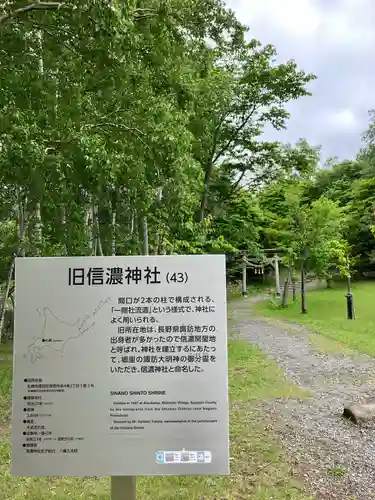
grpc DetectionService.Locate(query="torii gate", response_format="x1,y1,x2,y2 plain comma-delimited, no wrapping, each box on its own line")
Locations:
241,248,287,297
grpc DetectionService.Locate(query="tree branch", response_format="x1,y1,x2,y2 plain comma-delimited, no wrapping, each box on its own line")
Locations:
85,122,146,136
209,112,228,161
0,2,67,25
31,20,76,38
133,8,156,20
230,170,246,194
84,122,152,152
37,24,80,56
212,103,257,164
198,111,230,221
99,108,128,122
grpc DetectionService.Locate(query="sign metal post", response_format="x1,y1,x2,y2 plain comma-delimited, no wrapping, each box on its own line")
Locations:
111,476,136,500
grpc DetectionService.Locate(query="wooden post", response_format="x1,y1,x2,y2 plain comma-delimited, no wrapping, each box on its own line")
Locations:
111,476,136,500
242,253,247,296
274,254,281,296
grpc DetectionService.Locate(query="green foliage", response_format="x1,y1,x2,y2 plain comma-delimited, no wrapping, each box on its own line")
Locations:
306,197,349,278
0,0,316,268
260,177,349,279
305,110,375,274
170,216,238,254
0,221,17,281
8,0,375,291
187,36,316,220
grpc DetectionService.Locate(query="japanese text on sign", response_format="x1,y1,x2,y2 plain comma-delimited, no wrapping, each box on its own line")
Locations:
68,267,188,286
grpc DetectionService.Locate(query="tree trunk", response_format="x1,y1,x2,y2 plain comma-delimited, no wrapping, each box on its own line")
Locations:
34,201,43,254
59,204,67,254
142,216,149,255
199,159,213,222
60,205,66,227
132,209,140,255
84,203,94,254
17,199,26,257
111,206,116,256
0,258,15,343
154,187,163,255
274,254,281,296
93,205,103,256
96,235,103,256
281,275,290,308
37,30,44,75
130,209,135,234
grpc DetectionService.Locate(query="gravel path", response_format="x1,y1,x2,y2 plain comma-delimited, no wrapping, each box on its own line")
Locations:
230,296,375,500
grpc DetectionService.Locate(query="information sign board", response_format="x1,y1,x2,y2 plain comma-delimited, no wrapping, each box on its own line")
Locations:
11,255,229,477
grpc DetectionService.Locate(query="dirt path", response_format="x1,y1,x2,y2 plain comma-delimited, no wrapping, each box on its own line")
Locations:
230,296,375,500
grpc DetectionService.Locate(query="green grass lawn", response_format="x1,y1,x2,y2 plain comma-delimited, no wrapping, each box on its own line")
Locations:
0,319,310,499
254,280,375,356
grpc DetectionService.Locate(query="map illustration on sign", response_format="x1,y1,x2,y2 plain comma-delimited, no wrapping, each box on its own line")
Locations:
27,297,111,363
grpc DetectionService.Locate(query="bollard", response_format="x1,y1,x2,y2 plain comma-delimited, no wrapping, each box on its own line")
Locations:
346,292,354,320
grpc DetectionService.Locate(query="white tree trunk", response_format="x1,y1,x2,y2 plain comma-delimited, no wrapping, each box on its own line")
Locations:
18,199,26,257
34,202,43,253
93,204,103,256
111,206,116,256
84,203,94,254
154,187,163,255
142,216,149,256
0,258,15,343
130,209,135,234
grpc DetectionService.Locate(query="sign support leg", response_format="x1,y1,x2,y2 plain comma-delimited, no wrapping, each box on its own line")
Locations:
111,476,136,500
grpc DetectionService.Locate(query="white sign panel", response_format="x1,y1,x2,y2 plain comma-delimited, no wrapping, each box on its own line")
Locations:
12,255,229,476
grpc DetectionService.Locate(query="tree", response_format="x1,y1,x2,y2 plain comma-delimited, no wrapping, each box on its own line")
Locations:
308,160,363,206
260,178,348,284
188,39,316,221
0,0,317,268
211,188,263,253
345,177,375,272
307,111,375,274
1,0,240,256
305,197,348,281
